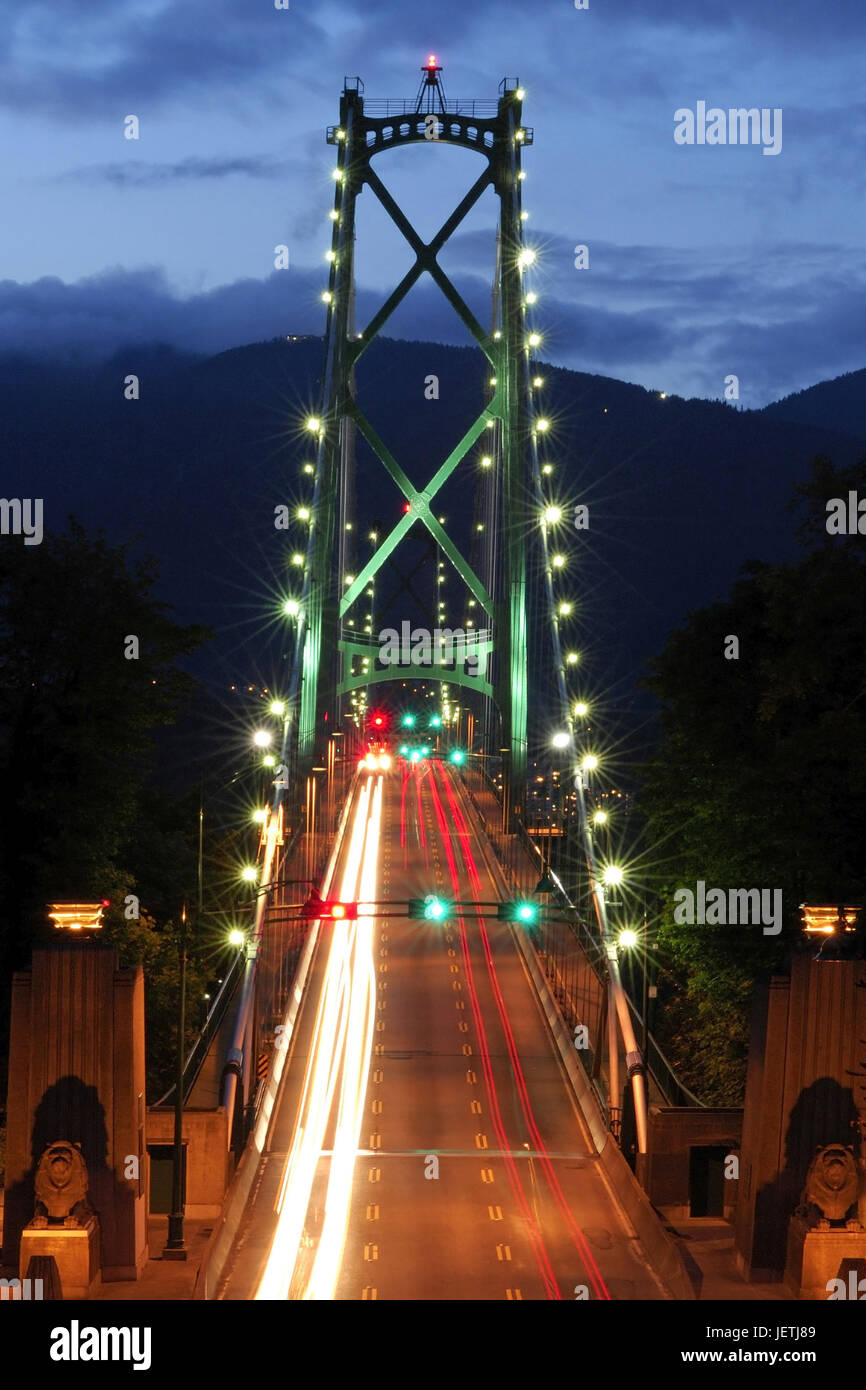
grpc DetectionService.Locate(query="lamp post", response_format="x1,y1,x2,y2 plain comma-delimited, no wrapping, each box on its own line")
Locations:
163,901,189,1259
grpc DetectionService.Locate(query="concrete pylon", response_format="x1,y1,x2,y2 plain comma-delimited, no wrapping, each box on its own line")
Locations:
2,941,148,1285
734,952,866,1286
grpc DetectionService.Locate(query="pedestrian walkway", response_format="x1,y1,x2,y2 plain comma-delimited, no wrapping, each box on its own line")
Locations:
90,1219,210,1301
663,1217,792,1300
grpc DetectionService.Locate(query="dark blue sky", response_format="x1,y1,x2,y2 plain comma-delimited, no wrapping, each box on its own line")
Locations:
3,0,865,405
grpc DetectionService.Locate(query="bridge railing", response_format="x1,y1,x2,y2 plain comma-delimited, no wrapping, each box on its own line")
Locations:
362,98,501,117
153,951,245,1107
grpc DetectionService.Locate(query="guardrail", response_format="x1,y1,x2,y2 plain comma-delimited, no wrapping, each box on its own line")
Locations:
152,952,244,1108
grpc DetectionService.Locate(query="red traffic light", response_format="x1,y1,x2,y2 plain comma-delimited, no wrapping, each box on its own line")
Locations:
301,895,358,921
323,901,358,920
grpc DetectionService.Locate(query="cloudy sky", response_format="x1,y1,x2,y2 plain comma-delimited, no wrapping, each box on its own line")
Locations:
3,0,865,405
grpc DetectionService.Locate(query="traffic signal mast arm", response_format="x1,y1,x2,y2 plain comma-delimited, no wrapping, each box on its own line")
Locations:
280,896,561,922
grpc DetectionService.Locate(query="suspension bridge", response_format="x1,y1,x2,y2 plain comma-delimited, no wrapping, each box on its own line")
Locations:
175,59,701,1302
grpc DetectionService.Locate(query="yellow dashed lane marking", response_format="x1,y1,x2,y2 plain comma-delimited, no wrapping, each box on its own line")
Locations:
481,1168,494,1184
488,1205,503,1221
497,1245,512,1261
475,1133,488,1149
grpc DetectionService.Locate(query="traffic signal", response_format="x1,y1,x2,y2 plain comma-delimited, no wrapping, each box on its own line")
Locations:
301,895,359,921
401,713,416,728
448,749,465,765
497,900,539,924
430,715,442,728
408,895,450,921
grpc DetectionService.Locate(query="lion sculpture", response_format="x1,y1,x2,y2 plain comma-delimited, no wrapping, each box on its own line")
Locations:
31,1141,93,1228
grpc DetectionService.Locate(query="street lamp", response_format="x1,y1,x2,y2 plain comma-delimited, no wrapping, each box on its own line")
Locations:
618,924,653,1055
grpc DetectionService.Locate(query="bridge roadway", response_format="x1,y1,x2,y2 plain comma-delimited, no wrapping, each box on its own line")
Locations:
217,760,666,1301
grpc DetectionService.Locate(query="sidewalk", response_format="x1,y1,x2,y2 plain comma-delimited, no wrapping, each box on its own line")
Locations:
90,1218,211,1301
662,1216,793,1300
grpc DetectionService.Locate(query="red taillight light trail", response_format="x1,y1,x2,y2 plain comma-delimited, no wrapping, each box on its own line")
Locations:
432,762,611,1301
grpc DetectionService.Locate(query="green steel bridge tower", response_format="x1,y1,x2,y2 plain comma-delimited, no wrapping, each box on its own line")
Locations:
293,59,537,825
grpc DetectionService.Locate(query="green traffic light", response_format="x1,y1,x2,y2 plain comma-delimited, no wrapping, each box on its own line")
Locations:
430,715,442,728
408,895,450,921
401,714,416,728
449,749,465,765
497,900,539,924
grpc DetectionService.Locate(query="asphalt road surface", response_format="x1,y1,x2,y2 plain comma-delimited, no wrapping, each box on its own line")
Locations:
217,759,666,1301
